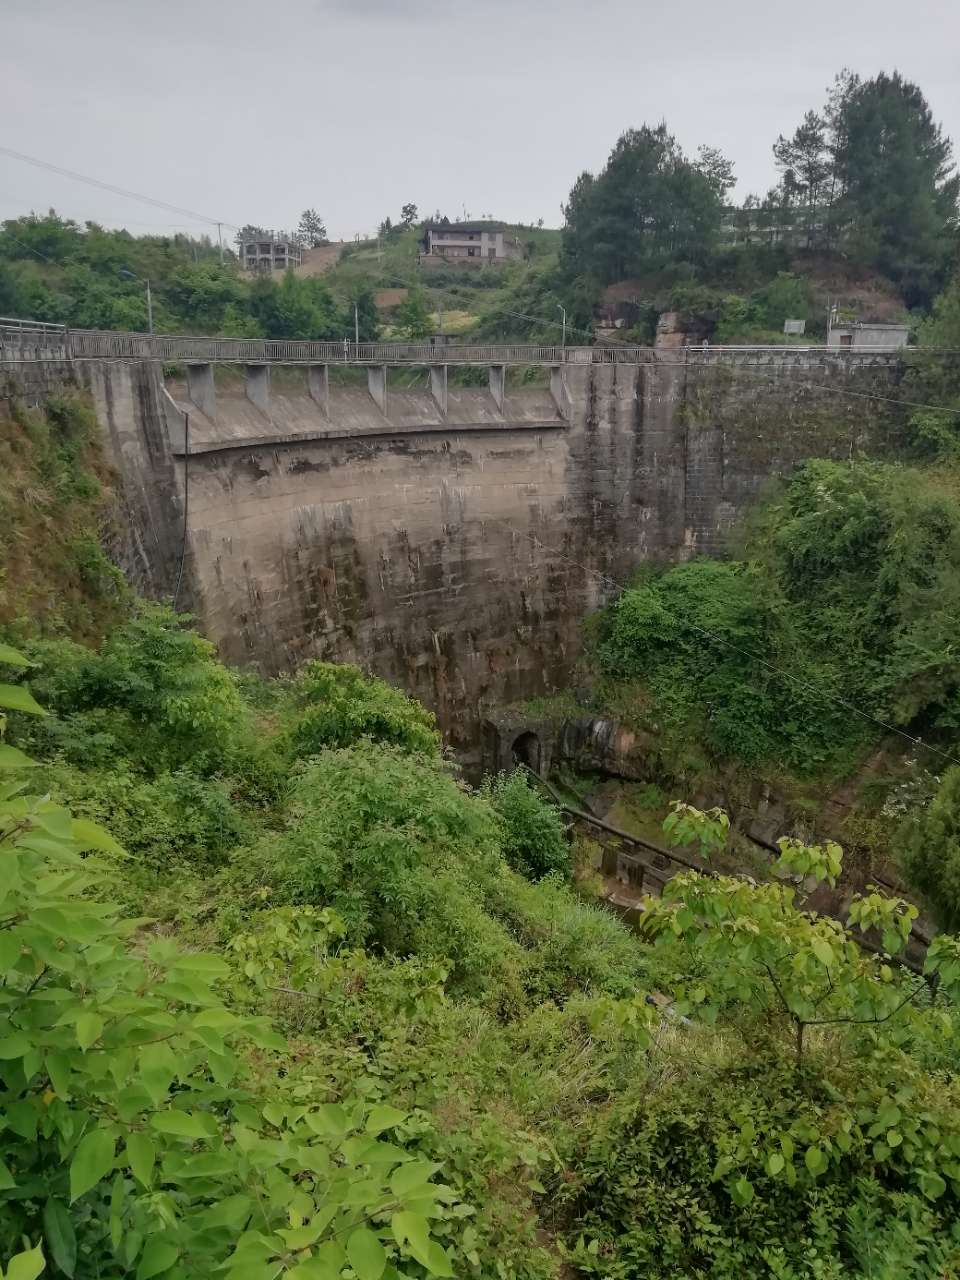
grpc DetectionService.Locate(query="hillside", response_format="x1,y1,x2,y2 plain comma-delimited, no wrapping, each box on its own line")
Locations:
2,391,960,1279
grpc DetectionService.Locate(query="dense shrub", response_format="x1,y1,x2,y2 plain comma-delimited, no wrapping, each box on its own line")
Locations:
282,660,440,757
484,770,571,879
16,602,249,774
595,460,960,772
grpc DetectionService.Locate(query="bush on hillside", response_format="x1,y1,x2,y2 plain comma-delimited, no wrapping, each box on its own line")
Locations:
484,770,571,879
13,602,249,774
282,660,440,757
595,460,960,771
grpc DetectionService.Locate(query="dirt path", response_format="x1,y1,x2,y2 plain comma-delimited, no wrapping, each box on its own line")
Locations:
295,242,347,277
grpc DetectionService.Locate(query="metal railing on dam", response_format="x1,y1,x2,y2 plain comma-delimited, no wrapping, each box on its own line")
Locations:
0,318,910,367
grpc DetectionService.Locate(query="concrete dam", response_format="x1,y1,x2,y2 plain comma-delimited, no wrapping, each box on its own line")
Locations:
1,325,906,764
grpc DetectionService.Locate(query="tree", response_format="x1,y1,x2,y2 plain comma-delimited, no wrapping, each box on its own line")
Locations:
234,223,266,250
297,208,328,248
561,125,729,283
342,282,380,341
695,145,737,200
833,72,959,303
400,203,419,229
778,71,960,299
393,287,433,339
772,110,830,247
650,804,924,1070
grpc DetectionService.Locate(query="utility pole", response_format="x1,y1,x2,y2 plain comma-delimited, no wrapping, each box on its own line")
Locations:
557,303,567,355
354,301,360,346
119,269,153,335
217,222,224,265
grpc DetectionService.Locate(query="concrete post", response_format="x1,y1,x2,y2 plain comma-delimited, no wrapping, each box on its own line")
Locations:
489,364,505,414
429,365,448,418
307,364,329,417
368,364,387,415
186,363,216,418
549,365,571,420
244,364,270,416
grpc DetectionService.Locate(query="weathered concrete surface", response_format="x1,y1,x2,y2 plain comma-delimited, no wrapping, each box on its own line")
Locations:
0,347,906,764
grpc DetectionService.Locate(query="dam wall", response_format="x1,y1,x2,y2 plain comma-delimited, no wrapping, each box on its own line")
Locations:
0,331,906,761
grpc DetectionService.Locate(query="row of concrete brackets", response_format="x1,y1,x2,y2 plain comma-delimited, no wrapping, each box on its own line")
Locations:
184,361,570,423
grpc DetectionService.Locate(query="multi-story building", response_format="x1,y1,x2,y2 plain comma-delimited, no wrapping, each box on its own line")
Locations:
419,221,522,264
240,234,303,273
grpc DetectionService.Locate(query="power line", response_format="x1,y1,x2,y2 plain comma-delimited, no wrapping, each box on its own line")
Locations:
483,513,960,772
0,145,237,230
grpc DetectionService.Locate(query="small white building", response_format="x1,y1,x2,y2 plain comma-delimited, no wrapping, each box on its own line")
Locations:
827,321,910,350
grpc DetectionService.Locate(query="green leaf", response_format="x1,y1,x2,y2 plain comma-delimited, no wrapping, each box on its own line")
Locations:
804,1146,827,1176
919,1170,947,1200
0,1032,31,1059
811,939,834,967
44,1197,78,1278
0,743,37,770
365,1104,407,1135
0,932,22,971
0,1157,16,1191
125,1132,156,1187
70,818,125,857
0,643,31,668
6,1244,45,1280
731,1175,754,1206
170,952,230,977
305,1103,352,1138
419,1243,454,1277
149,1109,216,1139
75,1012,104,1052
347,1227,387,1280
766,1152,785,1176
0,683,46,716
390,1159,440,1197
392,1211,431,1254
135,1240,180,1280
70,1129,115,1202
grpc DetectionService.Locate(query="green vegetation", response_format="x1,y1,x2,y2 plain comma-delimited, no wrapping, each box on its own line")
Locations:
594,458,960,775
0,394,129,642
3,620,960,1277
561,125,735,285
2,395,960,1277
0,214,378,340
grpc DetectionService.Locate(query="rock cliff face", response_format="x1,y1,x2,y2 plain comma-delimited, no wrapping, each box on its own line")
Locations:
1,347,905,763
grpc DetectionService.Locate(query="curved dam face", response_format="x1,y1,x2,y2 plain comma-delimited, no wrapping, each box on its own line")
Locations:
4,341,904,766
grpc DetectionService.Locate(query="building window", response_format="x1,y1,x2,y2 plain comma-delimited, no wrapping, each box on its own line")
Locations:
839,334,853,347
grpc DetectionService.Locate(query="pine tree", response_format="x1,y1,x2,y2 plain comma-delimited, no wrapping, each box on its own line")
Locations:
831,72,958,303
297,208,328,248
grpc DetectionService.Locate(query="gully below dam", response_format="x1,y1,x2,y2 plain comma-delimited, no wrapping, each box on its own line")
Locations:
2,326,907,764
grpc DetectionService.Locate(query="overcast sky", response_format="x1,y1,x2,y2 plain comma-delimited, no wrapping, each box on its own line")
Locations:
2,0,957,243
